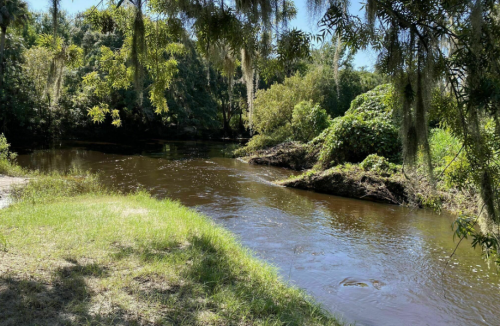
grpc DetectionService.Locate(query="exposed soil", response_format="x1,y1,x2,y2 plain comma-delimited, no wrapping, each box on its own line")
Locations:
245,142,318,170
278,167,408,205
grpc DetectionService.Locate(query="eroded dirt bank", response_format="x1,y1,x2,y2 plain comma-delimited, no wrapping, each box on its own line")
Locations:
245,142,318,170
278,167,408,205
244,144,465,211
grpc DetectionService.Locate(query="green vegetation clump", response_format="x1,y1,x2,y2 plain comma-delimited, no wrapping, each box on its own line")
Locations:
316,84,400,168
237,128,295,156
360,154,399,175
426,128,470,191
0,134,24,176
238,66,384,155
292,101,331,142
241,100,329,155
251,68,331,145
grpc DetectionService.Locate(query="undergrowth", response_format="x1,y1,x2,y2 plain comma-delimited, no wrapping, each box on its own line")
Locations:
0,134,25,177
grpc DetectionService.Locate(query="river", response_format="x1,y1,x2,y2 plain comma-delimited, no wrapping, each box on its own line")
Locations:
15,140,500,326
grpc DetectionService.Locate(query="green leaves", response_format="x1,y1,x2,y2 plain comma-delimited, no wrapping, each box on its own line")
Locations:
82,5,185,127
87,103,122,126
36,33,63,51
87,104,108,123
291,100,330,142
317,85,400,168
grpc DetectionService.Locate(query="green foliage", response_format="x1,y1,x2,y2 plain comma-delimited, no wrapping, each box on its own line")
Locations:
82,7,184,127
239,128,294,155
453,214,500,265
317,84,400,168
346,84,394,119
426,128,471,190
0,133,16,161
360,154,399,174
0,0,28,32
429,128,462,166
166,42,220,130
292,101,330,142
277,28,311,77
0,134,24,176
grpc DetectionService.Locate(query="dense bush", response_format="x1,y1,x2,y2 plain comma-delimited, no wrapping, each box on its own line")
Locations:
247,65,383,153
292,101,331,142
239,129,293,155
253,68,327,136
428,128,485,192
317,84,400,167
360,154,399,174
0,134,23,176
242,101,331,155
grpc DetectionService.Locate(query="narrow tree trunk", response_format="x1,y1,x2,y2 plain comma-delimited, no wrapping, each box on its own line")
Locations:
0,26,7,92
221,100,232,138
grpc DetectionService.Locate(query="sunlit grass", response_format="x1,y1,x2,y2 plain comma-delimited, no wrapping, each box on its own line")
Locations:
0,176,341,325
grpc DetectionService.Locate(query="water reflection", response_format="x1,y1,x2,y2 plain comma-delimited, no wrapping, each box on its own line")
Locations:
16,141,500,326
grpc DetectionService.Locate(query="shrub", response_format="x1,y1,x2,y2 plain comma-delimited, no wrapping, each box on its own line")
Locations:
360,154,399,174
249,66,368,153
316,85,400,168
292,101,331,142
426,128,475,191
0,134,17,161
0,134,24,176
345,84,394,119
429,128,462,166
318,115,400,167
236,128,294,156
253,71,324,136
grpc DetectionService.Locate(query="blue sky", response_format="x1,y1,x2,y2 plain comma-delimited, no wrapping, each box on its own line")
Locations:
26,0,375,68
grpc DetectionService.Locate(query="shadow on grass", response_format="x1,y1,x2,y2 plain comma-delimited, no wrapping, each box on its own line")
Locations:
0,236,335,326
0,262,136,326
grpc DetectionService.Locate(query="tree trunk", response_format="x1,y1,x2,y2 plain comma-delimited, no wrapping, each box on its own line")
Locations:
0,26,7,92
221,101,231,138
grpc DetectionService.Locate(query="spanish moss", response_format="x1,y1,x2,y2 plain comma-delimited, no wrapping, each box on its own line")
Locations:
131,0,146,106
241,47,254,133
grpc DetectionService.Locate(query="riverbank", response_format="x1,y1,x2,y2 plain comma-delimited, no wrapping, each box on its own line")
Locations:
278,165,407,205
0,174,340,325
245,144,476,215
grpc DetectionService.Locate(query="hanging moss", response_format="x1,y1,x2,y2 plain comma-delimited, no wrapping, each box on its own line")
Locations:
130,1,146,106
241,47,254,132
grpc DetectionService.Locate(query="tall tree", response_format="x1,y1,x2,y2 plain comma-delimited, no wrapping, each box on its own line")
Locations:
0,0,28,91
317,0,500,254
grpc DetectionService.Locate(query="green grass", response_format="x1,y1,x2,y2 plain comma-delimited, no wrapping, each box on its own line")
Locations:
0,176,340,326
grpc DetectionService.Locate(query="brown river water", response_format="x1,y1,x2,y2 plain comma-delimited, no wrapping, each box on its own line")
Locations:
16,140,500,326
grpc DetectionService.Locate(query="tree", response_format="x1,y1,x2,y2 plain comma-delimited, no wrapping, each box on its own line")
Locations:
316,0,500,260
0,0,28,91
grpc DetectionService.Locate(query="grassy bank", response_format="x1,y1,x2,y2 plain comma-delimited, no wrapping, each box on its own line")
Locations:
0,176,340,326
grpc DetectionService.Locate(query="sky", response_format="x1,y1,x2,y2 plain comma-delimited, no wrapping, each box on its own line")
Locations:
26,0,375,69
